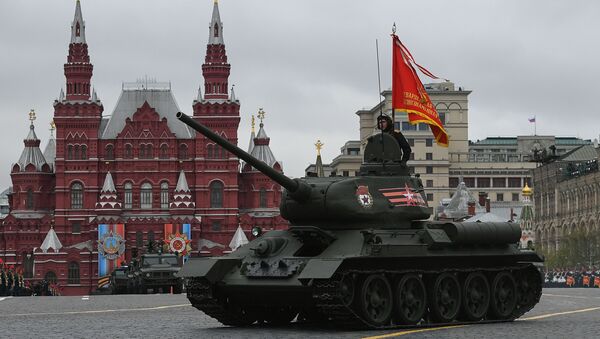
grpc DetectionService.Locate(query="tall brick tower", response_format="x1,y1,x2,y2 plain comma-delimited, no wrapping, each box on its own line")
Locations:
192,0,242,246
52,0,104,238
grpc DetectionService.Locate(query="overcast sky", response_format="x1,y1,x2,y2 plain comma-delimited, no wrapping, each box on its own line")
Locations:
1,0,599,189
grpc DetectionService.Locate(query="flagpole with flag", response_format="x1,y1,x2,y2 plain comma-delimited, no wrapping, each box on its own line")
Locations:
528,115,536,135
391,26,449,147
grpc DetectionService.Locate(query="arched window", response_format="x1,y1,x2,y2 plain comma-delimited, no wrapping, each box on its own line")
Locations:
207,144,213,159
23,253,34,278
67,144,73,160
178,144,187,159
74,145,80,159
210,181,223,208
68,262,80,284
141,182,152,209
214,23,219,37
139,144,146,159
81,145,87,159
105,144,114,160
160,144,169,159
71,182,83,209
124,182,133,209
146,144,153,159
45,271,57,284
125,144,133,159
26,188,34,209
259,188,267,208
160,182,169,209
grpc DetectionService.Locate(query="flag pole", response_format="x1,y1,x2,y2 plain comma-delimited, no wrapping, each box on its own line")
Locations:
534,115,537,136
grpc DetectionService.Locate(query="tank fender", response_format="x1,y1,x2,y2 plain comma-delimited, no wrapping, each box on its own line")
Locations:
297,258,343,280
177,257,240,283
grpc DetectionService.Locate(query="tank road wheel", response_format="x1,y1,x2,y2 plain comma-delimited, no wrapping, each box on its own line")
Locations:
339,274,356,307
429,273,461,323
394,274,427,325
490,271,517,319
514,267,542,312
461,272,490,321
360,274,393,327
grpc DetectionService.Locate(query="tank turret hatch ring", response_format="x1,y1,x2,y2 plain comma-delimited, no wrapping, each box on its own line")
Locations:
363,133,403,163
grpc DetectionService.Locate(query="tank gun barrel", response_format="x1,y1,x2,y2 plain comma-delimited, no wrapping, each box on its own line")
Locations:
176,112,310,201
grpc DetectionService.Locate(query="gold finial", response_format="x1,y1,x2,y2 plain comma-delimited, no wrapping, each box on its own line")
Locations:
50,120,56,136
251,115,255,133
257,108,265,124
28,109,36,125
315,140,324,156
522,183,532,196
214,0,218,4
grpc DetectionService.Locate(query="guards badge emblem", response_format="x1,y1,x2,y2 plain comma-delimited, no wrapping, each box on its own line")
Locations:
356,185,373,208
166,231,192,256
97,231,126,260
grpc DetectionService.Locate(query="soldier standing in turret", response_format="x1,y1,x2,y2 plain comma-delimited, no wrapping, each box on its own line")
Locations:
377,115,411,165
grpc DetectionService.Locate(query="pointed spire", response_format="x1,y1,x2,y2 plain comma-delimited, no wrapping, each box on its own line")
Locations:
247,115,256,154
101,172,116,193
40,227,63,253
59,88,65,101
171,170,195,209
209,0,224,45
246,108,280,169
229,225,249,251
230,84,236,101
96,171,121,211
175,170,190,192
15,110,49,172
43,121,57,171
315,140,325,177
196,86,202,102
91,88,98,102
70,0,86,44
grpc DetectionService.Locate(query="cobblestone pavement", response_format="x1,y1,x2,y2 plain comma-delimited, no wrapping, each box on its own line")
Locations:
1,288,599,339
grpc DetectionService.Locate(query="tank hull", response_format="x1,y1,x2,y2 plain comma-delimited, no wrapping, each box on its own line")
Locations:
180,225,543,328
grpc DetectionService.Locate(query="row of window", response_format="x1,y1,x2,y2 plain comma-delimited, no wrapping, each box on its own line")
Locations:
70,181,270,210
405,139,434,147
449,177,526,189
105,144,188,160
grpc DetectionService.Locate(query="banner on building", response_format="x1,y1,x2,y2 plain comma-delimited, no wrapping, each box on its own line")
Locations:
97,223,126,277
164,223,192,260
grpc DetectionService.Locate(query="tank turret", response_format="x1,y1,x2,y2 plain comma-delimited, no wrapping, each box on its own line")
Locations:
177,112,430,229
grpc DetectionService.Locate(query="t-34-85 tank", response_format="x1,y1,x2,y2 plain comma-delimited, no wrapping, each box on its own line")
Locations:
176,112,543,329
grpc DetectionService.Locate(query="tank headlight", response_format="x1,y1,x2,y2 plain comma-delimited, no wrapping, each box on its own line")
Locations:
251,226,262,237
145,273,151,278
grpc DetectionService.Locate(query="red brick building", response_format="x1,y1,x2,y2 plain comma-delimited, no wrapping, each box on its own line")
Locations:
0,1,287,295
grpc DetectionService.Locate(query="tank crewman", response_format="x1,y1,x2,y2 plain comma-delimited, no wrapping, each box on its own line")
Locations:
376,114,411,164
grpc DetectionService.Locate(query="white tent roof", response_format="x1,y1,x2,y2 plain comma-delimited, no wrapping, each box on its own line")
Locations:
229,226,249,251
40,227,63,253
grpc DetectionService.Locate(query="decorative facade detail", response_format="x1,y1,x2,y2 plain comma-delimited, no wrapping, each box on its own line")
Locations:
1,1,287,296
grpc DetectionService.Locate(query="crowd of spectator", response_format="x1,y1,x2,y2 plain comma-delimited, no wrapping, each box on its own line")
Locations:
544,268,600,288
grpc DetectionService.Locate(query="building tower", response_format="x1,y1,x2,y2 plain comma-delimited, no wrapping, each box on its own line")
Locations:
519,183,535,249
192,0,242,247
53,0,103,237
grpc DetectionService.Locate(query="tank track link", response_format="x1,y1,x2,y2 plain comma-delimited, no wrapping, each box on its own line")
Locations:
312,263,542,330
186,278,254,327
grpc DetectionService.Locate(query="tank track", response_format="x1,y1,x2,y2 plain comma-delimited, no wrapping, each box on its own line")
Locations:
312,263,542,330
184,263,542,329
186,278,255,327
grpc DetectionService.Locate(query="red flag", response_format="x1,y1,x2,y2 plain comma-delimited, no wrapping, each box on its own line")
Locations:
392,34,448,147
